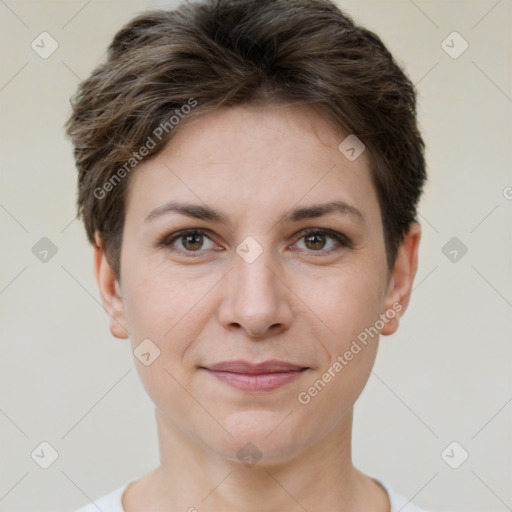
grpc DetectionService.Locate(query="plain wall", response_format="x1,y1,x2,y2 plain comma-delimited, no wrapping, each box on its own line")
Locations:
0,1,510,511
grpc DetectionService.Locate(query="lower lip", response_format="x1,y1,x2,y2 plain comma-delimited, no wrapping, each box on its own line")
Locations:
204,369,306,392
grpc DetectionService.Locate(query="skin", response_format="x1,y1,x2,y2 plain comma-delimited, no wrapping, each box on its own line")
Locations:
94,103,421,512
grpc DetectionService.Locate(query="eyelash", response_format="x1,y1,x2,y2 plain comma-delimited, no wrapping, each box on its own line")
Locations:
158,228,352,257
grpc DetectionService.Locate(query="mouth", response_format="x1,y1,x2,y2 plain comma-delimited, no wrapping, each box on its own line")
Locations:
200,360,310,392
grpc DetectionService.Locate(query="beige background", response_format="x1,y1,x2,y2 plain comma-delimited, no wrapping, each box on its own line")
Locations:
1,1,511,511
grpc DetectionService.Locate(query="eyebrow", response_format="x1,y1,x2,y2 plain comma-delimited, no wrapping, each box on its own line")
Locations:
144,199,366,225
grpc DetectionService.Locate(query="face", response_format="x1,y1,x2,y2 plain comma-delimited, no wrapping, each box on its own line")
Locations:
95,103,420,464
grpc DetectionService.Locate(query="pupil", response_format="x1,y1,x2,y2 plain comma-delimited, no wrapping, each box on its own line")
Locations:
306,234,325,250
184,233,202,250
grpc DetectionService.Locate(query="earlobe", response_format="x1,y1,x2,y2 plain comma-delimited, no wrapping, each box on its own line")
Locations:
380,222,421,336
93,232,129,340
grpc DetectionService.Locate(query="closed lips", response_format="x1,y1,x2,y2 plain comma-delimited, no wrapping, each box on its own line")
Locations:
203,360,308,374
201,360,309,392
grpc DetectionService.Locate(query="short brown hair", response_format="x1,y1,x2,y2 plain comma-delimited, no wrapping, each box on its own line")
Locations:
65,0,426,279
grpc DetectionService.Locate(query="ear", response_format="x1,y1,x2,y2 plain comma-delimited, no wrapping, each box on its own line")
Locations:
93,232,129,339
380,222,421,336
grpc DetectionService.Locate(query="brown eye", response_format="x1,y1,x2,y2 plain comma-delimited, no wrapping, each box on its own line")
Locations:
162,229,216,254
295,229,351,254
181,232,204,251
304,233,328,250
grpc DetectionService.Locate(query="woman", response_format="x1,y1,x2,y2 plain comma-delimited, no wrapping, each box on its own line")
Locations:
66,0,431,510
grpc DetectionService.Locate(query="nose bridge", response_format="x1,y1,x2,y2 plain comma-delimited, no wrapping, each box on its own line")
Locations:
219,238,291,336
233,241,279,304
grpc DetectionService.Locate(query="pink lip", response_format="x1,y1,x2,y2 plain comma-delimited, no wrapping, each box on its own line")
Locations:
201,360,309,392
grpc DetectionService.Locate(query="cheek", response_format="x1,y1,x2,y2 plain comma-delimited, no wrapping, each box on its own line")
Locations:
119,261,215,418
121,256,218,360
305,262,386,349
294,267,384,420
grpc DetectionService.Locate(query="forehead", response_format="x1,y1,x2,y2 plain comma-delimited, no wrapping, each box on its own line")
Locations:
154,103,357,170
124,103,380,227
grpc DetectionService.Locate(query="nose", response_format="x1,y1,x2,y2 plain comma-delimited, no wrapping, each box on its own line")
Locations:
217,248,293,339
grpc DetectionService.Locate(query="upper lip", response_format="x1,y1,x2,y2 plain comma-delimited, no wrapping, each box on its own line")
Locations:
203,360,308,374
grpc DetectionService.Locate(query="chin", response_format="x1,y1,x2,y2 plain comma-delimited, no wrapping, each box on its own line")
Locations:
202,409,311,466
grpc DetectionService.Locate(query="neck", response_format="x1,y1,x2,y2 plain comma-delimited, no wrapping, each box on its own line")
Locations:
132,408,389,512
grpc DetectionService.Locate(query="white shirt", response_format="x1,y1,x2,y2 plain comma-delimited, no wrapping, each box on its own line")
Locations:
74,477,431,511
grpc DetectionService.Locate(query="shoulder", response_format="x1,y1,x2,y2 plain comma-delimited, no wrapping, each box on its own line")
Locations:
74,481,132,512
374,478,434,512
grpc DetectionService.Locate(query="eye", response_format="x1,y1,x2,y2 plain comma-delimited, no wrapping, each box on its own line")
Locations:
160,229,217,255
159,227,352,257
293,229,351,254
